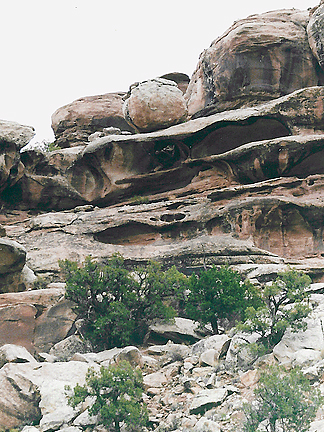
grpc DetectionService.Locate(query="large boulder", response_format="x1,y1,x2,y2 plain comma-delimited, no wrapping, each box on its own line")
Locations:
0,119,35,149
0,288,76,354
0,238,26,275
0,360,93,431
185,9,323,117
308,4,324,70
51,92,135,148
0,120,35,195
123,78,188,132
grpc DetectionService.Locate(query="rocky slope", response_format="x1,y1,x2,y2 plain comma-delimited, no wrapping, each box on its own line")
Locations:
1,3,324,431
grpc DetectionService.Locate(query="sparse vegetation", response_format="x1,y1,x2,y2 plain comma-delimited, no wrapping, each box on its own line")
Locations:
185,265,259,334
237,269,312,352
243,365,322,432
129,195,150,205
67,361,149,432
60,254,188,350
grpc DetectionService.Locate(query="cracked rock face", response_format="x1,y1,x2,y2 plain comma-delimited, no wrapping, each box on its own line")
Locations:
185,9,324,117
123,78,188,133
51,92,135,148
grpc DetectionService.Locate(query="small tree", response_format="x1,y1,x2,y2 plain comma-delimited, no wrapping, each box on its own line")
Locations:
67,361,149,432
243,365,322,432
60,254,188,349
238,269,312,351
185,265,256,334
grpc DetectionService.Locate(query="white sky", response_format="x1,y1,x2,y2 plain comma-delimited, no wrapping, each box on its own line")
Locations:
0,0,320,143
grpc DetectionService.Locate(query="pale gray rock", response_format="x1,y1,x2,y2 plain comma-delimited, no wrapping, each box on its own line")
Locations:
0,363,41,429
200,349,220,367
273,294,324,366
21,426,40,432
193,417,221,432
0,361,97,432
148,317,211,344
49,335,91,362
189,388,228,415
123,78,188,132
192,335,230,358
309,419,324,431
0,344,37,368
0,119,35,149
113,345,143,368
143,371,168,389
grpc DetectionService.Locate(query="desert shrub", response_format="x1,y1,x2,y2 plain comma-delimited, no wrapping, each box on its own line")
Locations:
67,360,149,432
60,254,188,349
237,269,312,352
243,365,322,432
185,265,259,334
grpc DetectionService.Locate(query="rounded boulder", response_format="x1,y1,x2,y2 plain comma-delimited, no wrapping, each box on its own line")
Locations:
123,78,188,133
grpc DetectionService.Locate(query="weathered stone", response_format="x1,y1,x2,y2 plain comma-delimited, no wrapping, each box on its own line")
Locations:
0,304,37,354
2,361,94,432
200,349,220,367
160,72,190,94
34,297,77,353
193,417,221,432
0,238,26,275
49,335,90,362
0,288,75,354
0,344,37,368
5,86,324,212
192,335,230,358
0,363,41,429
123,78,188,132
240,369,259,388
51,92,135,148
189,388,228,415
114,346,143,368
148,317,211,344
308,5,324,70
143,371,168,389
185,9,322,117
0,119,35,149
0,141,24,194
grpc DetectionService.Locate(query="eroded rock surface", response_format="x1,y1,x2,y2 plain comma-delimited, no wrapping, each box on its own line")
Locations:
51,92,135,148
123,78,188,132
185,9,324,117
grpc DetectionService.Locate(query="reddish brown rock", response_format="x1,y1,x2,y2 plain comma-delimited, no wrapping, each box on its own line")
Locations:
51,92,135,148
123,78,188,132
0,288,75,354
160,72,190,94
308,4,324,69
6,86,324,211
185,9,323,117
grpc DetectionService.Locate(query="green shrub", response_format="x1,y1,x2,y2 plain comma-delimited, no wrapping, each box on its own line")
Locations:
243,365,322,432
185,265,258,334
237,269,312,351
67,361,149,432
60,254,188,350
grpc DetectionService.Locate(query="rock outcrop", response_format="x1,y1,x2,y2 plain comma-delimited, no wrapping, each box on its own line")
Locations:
123,78,188,132
51,92,135,148
3,5,324,431
185,9,324,117
1,287,324,431
0,119,35,195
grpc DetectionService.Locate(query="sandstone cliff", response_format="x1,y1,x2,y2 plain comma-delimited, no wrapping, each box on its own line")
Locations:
1,4,324,431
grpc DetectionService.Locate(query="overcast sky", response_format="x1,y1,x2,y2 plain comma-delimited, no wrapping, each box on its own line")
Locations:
0,0,320,143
